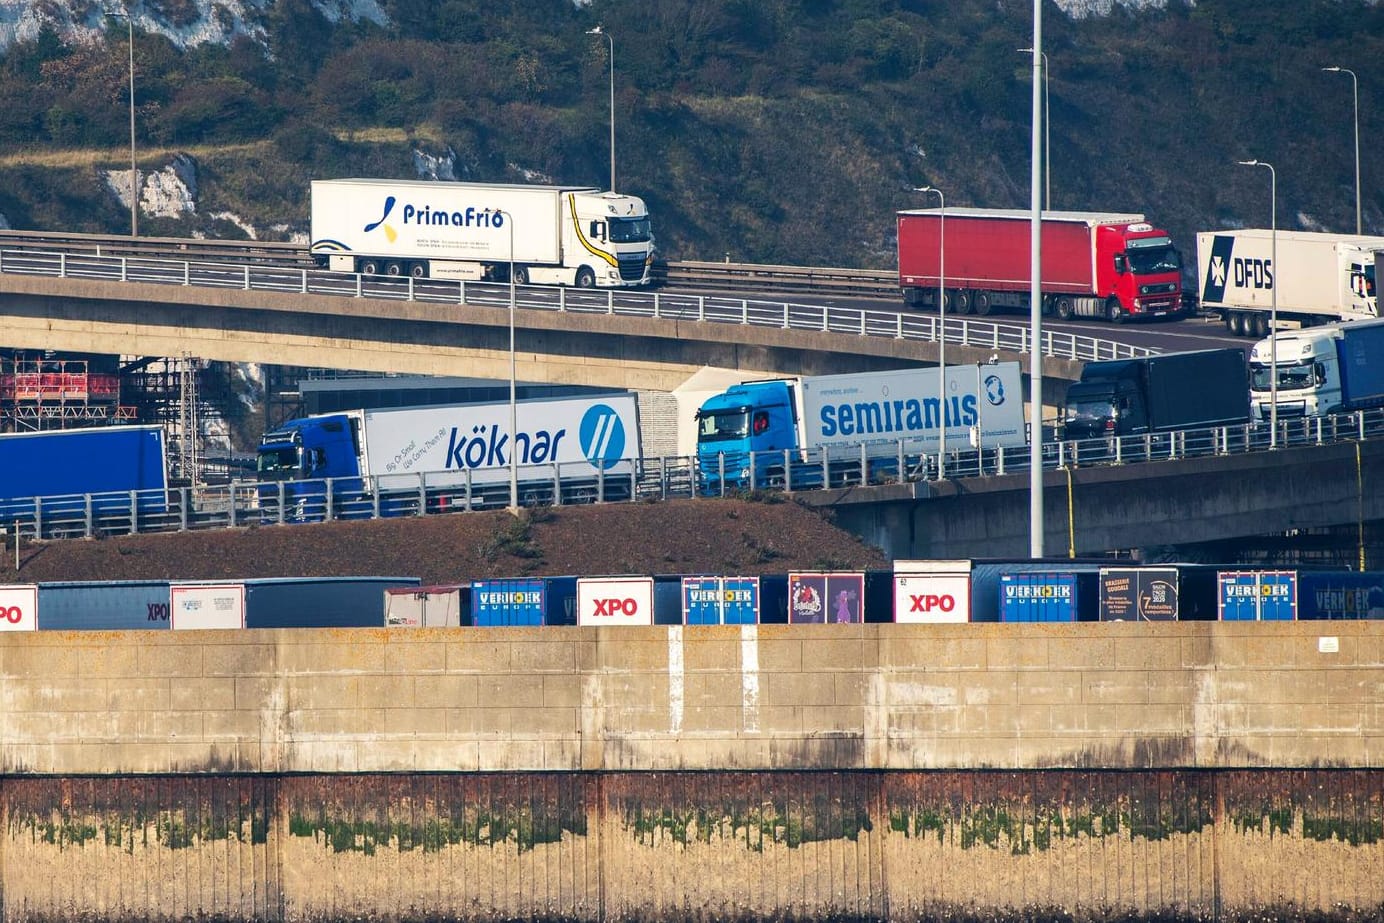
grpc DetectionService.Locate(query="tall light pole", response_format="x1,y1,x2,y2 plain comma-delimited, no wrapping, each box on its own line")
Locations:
501,209,518,511
1238,159,1277,448
1322,66,1361,235
914,186,946,478
1018,47,1049,210
587,26,615,192
1027,6,1044,558
116,7,138,236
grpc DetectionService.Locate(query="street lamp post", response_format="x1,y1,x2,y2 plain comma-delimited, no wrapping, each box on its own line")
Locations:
1322,66,1361,235
914,186,946,477
500,209,519,511
1018,47,1050,210
1237,159,1278,448
115,8,138,236
1026,10,1044,558
587,26,615,192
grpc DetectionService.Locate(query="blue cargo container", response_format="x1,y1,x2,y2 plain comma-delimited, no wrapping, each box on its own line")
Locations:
1217,570,1298,621
681,576,761,625
972,561,1104,622
470,579,545,626
241,577,421,628
0,425,168,520
1297,571,1384,620
36,580,171,630
541,576,579,626
999,572,1079,622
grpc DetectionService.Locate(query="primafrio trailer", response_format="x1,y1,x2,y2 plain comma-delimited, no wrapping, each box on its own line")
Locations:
309,179,655,288
1197,229,1384,336
897,208,1186,322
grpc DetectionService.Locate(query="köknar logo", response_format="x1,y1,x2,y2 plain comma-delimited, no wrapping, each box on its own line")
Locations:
580,404,627,470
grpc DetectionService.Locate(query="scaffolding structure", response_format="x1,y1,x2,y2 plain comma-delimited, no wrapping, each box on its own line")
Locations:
0,353,134,432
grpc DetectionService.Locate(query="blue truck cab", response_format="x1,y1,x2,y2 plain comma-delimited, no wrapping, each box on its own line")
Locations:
695,380,803,493
256,412,366,521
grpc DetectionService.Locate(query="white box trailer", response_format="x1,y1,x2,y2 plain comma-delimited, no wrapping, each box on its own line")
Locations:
309,178,654,288
1197,229,1384,336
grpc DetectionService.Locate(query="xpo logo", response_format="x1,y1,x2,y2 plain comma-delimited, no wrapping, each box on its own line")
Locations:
909,594,957,613
578,577,654,626
0,586,38,632
894,572,970,623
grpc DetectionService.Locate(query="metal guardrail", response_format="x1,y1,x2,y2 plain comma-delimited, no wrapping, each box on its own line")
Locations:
4,408,1379,543
0,245,1152,364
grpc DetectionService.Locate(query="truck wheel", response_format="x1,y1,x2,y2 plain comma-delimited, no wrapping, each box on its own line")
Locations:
1107,298,1126,324
972,291,992,316
512,265,529,285
575,267,597,288
1251,314,1268,338
360,259,380,276
1055,297,1074,320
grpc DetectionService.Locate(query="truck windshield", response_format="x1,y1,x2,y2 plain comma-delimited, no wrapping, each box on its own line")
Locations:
1064,398,1115,424
697,410,750,442
1250,361,1314,392
257,447,299,478
608,216,652,244
1125,245,1180,275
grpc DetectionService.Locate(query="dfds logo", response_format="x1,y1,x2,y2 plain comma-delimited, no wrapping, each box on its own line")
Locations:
1202,235,1273,303
580,404,627,470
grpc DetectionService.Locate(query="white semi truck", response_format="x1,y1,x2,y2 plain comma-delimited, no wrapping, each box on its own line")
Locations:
1197,229,1384,337
309,179,654,288
1248,319,1384,419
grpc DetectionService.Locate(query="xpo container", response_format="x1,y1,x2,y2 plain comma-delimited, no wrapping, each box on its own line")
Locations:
898,208,1185,322
1198,229,1384,336
309,178,654,288
36,580,171,631
893,560,972,623
0,584,38,632
577,576,654,626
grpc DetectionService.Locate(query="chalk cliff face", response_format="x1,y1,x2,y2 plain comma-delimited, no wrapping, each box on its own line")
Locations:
0,0,387,51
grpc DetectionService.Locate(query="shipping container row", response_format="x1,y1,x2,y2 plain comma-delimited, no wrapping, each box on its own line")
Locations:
1,563,1379,630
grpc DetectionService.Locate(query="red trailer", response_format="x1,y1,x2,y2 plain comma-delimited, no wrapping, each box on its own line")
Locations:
897,208,1186,323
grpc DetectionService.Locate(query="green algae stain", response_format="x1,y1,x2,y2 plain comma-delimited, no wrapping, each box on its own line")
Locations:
623,796,872,851
288,806,585,855
9,806,267,853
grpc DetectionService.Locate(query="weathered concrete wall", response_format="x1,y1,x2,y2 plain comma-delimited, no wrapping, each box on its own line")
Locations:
5,770,1384,922
3,623,1383,774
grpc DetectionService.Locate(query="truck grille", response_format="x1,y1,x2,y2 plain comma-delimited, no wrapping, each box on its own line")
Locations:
618,255,647,282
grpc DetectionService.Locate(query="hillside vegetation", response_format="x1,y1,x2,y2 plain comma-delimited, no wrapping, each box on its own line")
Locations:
0,0,1379,270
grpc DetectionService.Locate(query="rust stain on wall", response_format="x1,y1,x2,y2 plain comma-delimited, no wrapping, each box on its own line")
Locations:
3,771,1384,922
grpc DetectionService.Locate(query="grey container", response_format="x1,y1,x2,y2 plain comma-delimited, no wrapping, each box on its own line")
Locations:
243,576,421,628
36,580,172,630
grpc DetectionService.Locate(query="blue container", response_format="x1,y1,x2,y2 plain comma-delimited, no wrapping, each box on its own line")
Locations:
470,579,544,626
999,572,1078,622
1296,571,1384,620
36,580,171,630
541,576,579,626
680,576,761,625
973,561,1103,622
1217,570,1297,621
242,576,421,628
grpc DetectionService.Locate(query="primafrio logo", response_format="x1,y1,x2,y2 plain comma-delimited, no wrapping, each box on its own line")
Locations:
363,196,399,243
579,403,628,470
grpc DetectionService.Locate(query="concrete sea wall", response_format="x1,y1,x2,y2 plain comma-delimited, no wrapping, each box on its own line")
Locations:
2,622,1384,921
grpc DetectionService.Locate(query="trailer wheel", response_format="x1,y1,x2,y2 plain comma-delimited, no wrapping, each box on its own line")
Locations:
385,261,406,277
1250,313,1268,338
409,262,427,279
512,265,529,285
951,289,973,315
360,259,381,276
575,267,597,288
972,291,993,316
1055,297,1074,321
